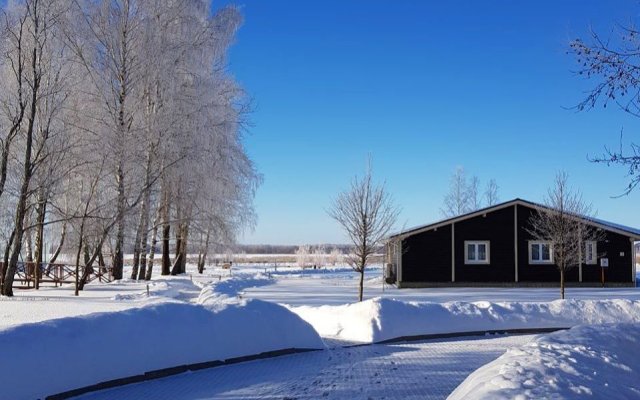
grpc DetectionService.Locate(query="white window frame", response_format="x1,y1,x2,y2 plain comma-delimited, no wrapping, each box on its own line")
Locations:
464,241,490,264
585,241,597,265
529,241,554,264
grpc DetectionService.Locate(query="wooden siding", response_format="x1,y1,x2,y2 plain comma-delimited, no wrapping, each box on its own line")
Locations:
399,202,634,286
455,206,515,282
401,224,451,282
516,205,578,283
581,230,632,283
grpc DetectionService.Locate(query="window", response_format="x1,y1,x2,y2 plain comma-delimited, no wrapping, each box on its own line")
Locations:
465,241,490,264
585,241,597,265
529,241,553,264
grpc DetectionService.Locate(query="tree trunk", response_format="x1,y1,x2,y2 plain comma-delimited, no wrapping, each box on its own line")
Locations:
560,268,565,300
74,221,85,296
130,207,143,279
135,148,154,280
198,229,210,274
145,218,159,280
33,191,47,290
1,229,15,289
113,161,125,281
98,250,106,274
358,269,364,302
171,222,189,275
48,221,66,264
180,223,189,273
25,227,33,263
161,190,171,275
2,27,40,296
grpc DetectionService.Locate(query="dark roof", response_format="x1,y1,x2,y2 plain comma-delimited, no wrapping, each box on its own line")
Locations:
390,198,640,240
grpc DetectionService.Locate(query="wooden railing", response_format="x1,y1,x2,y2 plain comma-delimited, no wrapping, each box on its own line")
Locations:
0,262,114,288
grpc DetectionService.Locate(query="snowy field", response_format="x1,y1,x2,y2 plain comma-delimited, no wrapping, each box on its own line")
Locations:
242,264,640,306
1,262,640,399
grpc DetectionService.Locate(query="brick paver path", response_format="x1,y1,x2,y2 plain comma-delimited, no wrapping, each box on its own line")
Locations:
76,334,533,400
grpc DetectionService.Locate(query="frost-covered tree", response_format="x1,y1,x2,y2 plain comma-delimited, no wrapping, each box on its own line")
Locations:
1,0,74,295
442,168,500,217
328,165,399,302
0,1,259,294
441,167,470,217
328,246,342,266
484,179,499,206
468,176,481,211
295,245,311,268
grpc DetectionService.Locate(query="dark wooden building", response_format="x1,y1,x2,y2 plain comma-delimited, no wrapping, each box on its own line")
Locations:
386,199,640,287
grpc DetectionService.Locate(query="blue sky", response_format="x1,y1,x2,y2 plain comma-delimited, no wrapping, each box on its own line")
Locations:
222,1,640,245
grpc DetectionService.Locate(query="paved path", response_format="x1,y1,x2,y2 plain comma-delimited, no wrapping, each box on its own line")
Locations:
74,334,534,400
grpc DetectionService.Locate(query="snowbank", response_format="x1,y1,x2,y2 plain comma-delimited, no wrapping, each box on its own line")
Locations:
197,273,272,308
291,297,640,343
1,300,324,399
449,323,640,399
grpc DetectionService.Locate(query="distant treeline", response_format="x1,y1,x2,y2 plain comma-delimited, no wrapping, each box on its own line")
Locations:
235,244,383,255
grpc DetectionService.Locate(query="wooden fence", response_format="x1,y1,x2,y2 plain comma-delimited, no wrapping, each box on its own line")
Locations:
0,262,114,288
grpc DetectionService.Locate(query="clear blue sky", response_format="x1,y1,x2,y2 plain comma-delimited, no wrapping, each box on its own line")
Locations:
222,1,640,245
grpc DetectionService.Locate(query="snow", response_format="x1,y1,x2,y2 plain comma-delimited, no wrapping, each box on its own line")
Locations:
0,272,324,400
291,297,640,343
197,272,272,309
243,266,640,306
3,262,640,398
449,323,640,399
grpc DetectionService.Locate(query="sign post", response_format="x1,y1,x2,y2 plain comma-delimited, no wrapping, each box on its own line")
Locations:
600,258,609,287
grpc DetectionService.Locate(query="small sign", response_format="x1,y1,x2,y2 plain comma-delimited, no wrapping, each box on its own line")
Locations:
600,258,609,268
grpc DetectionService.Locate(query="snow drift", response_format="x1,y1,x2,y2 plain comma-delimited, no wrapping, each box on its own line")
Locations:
197,273,272,308
449,323,640,399
0,300,324,400
291,297,640,343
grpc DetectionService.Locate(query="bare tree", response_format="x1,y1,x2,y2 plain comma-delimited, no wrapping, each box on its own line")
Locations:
468,175,481,211
527,172,604,299
484,179,499,206
570,22,640,195
441,167,469,217
328,165,399,302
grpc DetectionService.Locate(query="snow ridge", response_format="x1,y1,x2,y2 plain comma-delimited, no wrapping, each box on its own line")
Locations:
292,297,640,343
449,323,640,399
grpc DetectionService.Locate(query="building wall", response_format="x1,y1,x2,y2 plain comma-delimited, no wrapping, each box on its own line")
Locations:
401,224,451,282
517,204,632,284
581,229,633,283
398,202,634,286
515,205,579,282
455,206,515,282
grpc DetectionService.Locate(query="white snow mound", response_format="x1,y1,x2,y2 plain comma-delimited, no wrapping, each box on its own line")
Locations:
449,323,640,399
197,273,272,308
0,299,324,400
291,297,640,343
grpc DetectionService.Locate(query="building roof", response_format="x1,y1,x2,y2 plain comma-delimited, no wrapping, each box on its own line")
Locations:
389,198,640,240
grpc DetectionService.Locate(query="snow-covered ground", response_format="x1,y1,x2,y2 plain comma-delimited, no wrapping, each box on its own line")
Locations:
2,262,640,399
290,297,640,343
449,323,640,399
243,265,640,306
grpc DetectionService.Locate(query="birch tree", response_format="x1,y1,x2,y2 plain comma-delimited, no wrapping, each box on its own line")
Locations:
1,0,72,295
441,167,469,217
484,179,499,206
